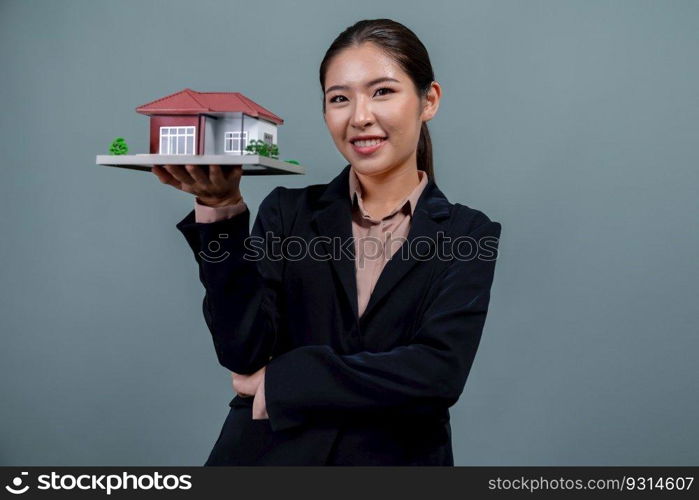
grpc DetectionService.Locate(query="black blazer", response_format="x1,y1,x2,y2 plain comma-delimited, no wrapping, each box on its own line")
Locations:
176,164,502,465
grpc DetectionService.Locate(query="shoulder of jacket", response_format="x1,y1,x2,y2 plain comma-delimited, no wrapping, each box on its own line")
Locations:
451,202,499,235
260,184,324,235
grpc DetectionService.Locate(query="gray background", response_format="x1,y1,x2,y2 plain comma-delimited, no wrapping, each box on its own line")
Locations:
1,0,697,465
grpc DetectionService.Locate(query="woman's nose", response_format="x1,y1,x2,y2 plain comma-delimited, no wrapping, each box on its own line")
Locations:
350,96,374,127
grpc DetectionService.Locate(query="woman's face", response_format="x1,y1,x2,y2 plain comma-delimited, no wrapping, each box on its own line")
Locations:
323,42,440,178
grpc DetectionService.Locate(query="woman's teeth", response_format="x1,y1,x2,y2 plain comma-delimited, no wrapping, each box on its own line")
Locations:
354,138,386,147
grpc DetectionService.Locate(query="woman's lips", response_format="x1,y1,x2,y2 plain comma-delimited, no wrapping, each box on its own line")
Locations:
350,138,387,155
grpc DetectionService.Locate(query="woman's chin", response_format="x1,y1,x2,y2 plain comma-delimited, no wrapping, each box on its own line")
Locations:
350,162,400,179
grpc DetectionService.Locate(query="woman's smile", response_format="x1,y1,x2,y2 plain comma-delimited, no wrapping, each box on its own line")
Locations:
351,137,388,155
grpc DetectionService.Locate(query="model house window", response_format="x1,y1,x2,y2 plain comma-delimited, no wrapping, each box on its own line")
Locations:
159,126,196,155
264,133,273,145
224,131,248,153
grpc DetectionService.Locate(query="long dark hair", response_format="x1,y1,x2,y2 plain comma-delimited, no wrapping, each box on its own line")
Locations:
319,19,436,181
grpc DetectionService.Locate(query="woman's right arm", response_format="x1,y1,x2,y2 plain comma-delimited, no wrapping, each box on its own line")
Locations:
153,165,286,375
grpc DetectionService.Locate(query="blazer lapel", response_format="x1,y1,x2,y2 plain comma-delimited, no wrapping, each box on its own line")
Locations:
361,176,451,322
311,165,359,320
311,164,453,325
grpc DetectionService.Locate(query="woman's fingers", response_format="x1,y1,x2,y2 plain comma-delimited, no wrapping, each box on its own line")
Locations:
152,165,167,182
163,164,196,186
230,164,243,182
185,164,211,187
231,371,256,397
209,164,225,185
154,164,241,203
152,165,182,190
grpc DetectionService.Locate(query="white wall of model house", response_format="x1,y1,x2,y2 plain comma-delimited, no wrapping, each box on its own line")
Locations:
202,113,278,155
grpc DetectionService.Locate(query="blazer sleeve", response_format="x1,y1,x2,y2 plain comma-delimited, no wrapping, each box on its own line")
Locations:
176,186,286,375
264,212,503,432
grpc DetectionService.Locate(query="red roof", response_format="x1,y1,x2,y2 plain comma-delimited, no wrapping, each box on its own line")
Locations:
135,88,283,124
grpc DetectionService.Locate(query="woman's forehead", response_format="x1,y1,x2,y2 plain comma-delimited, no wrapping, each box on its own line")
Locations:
325,46,405,89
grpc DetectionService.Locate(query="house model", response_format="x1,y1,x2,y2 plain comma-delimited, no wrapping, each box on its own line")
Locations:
136,88,283,156
95,88,304,174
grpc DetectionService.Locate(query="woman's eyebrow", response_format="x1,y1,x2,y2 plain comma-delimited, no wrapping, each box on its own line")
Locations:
325,77,400,95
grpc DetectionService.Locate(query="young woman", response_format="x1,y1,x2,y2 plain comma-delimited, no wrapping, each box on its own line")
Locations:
153,18,502,466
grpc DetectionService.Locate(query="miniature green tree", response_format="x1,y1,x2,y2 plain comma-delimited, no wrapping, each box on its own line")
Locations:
109,137,129,155
245,139,279,159
244,139,263,156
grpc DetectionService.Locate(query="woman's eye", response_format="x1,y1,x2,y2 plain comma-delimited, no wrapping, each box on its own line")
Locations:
328,88,393,104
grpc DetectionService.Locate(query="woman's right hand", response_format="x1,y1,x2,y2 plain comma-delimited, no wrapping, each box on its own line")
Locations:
152,164,243,207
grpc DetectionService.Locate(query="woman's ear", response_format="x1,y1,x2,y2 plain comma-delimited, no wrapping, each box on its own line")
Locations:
421,81,442,122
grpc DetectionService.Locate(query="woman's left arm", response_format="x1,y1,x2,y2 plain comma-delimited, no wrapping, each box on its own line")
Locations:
262,216,503,433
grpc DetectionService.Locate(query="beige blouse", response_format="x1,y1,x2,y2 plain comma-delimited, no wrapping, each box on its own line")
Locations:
194,167,428,318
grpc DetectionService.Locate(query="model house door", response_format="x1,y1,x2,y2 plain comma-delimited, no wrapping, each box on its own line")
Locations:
159,126,196,154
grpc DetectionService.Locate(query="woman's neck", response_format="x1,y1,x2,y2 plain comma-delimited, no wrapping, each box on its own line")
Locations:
352,161,421,215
